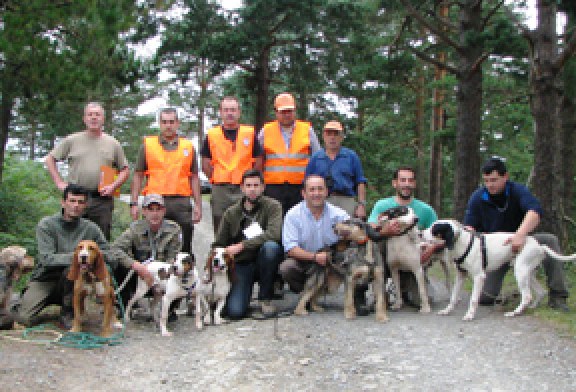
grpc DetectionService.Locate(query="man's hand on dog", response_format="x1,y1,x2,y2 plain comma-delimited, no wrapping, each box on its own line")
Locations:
132,261,154,287
503,232,527,253
225,243,244,258
314,252,330,266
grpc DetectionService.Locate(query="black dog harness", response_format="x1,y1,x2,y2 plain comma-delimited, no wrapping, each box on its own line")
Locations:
453,231,488,272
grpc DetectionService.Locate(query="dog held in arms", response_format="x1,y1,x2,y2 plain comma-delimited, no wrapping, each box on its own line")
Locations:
0,246,34,329
295,219,388,322
423,219,576,320
377,206,431,313
67,240,116,337
124,252,196,337
195,247,234,330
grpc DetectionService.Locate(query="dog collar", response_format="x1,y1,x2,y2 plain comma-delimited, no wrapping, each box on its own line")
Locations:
454,232,475,265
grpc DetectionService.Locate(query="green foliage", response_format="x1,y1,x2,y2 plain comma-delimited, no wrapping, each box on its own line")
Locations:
0,156,60,255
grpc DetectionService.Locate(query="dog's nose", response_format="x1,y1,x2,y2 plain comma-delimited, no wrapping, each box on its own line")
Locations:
414,217,419,223
79,255,88,263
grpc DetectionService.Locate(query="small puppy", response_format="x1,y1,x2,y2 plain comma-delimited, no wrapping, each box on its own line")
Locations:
195,248,234,330
378,206,431,313
0,246,34,329
67,240,115,337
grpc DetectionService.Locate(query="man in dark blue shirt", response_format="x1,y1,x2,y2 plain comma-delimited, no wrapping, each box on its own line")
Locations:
464,157,569,310
305,121,367,219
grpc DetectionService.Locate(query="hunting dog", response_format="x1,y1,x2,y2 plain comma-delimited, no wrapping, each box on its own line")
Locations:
423,219,576,320
124,252,196,337
67,240,115,337
0,246,34,329
295,219,388,322
195,248,234,330
378,206,431,313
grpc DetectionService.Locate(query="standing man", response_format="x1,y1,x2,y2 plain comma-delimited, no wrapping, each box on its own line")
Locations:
305,120,367,218
111,194,182,309
201,96,263,233
258,92,322,216
14,185,151,328
45,102,129,240
464,157,569,310
213,169,283,319
367,166,438,309
130,108,202,254
279,175,349,293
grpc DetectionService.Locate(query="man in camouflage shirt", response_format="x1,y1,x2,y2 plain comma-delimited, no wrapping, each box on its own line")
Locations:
112,194,182,310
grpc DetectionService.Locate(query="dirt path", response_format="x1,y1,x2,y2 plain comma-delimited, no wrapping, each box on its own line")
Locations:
1,201,575,391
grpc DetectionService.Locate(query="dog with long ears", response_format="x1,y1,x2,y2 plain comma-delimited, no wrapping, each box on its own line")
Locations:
124,252,196,337
377,206,431,313
195,248,234,330
295,219,388,322
67,240,116,337
423,219,576,320
0,246,34,329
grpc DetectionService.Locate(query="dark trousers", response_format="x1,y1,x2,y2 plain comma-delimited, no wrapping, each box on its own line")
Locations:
164,196,193,253
264,184,302,217
84,196,114,240
479,233,569,304
15,269,74,326
225,241,283,319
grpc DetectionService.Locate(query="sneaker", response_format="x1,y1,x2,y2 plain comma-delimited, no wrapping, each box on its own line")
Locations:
548,296,569,312
260,300,277,317
272,281,284,299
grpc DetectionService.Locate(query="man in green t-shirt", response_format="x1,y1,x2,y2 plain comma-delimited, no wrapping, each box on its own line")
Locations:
45,102,130,240
365,166,438,310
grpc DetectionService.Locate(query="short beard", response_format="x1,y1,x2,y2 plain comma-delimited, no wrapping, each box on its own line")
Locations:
397,190,412,201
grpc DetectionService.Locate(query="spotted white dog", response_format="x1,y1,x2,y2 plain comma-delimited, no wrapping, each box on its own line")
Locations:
423,220,576,320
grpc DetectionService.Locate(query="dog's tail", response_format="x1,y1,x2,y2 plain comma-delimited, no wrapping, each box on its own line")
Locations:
542,245,576,262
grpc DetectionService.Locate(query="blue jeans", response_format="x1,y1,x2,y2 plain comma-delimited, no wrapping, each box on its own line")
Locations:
225,241,283,319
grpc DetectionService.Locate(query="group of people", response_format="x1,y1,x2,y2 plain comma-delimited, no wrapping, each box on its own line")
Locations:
12,92,570,329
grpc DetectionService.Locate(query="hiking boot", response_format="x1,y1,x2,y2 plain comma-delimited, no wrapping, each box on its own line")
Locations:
354,289,370,316
260,300,277,317
548,296,569,312
272,280,284,299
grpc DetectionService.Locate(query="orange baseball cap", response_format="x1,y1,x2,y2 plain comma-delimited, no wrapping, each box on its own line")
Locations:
274,93,296,111
323,121,344,132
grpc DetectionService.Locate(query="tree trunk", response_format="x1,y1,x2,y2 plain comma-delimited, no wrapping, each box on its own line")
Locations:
530,0,563,236
415,62,426,199
29,123,37,161
429,58,445,215
0,93,14,184
453,0,483,220
254,47,271,131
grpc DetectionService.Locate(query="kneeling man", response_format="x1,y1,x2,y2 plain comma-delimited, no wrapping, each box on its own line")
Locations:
213,169,283,319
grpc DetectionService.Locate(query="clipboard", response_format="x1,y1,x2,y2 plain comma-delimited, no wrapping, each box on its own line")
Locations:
99,165,120,197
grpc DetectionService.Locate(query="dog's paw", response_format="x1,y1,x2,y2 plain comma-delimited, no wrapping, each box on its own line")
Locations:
310,304,324,313
375,312,389,323
203,314,212,324
504,311,518,317
195,321,204,330
391,302,402,310
214,317,228,325
462,313,475,321
113,320,124,329
437,308,451,316
344,309,356,320
161,330,173,337
419,305,431,314
293,307,308,316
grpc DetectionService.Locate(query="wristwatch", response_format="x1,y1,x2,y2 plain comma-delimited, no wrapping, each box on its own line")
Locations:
129,202,138,207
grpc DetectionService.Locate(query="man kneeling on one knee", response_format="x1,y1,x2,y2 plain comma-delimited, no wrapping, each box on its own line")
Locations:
213,169,283,319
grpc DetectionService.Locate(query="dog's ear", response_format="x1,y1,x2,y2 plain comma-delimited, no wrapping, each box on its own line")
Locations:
19,256,34,274
67,249,81,281
432,223,455,250
205,250,215,282
93,246,108,281
364,223,386,242
225,254,236,283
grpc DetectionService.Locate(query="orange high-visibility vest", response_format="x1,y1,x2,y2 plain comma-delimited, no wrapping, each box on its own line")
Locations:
143,136,194,196
262,120,311,184
207,125,255,184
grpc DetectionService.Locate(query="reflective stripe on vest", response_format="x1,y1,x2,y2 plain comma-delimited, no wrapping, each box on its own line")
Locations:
207,125,255,184
143,136,194,196
263,120,310,184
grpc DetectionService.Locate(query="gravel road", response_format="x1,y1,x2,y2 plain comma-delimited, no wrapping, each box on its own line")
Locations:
1,201,575,391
